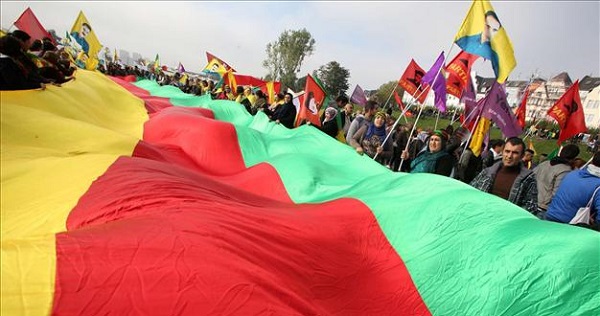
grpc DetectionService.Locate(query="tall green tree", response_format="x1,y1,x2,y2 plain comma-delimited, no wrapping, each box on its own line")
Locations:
313,61,350,97
262,29,315,91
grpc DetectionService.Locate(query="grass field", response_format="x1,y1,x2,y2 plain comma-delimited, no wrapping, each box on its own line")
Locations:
391,113,593,162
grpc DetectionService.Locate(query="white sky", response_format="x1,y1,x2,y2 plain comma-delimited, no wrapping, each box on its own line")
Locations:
2,1,599,91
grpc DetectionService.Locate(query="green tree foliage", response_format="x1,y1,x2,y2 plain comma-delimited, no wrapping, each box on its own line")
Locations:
312,61,350,97
262,29,315,91
372,81,405,110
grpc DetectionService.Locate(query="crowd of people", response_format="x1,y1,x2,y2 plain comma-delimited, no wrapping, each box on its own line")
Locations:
2,29,598,231
0,30,76,90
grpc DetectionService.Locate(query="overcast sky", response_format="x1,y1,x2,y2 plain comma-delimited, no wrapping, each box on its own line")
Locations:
2,1,599,90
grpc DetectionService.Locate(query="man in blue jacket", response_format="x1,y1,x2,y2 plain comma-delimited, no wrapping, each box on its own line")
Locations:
546,151,600,229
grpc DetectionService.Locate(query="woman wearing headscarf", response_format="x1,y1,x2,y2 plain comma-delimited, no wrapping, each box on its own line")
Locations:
401,130,454,176
320,107,339,138
352,111,392,164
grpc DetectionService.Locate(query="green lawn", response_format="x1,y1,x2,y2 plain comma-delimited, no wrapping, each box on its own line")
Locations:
392,113,593,162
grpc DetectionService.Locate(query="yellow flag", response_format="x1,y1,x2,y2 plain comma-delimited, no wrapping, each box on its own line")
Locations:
203,58,227,75
469,117,491,156
454,0,515,83
266,81,276,104
70,11,102,69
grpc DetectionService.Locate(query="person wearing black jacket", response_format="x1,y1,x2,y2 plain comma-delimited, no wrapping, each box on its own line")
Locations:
272,93,297,129
0,35,45,91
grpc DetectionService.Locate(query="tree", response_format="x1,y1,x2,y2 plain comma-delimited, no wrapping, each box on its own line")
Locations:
313,61,350,97
373,81,405,111
262,29,315,91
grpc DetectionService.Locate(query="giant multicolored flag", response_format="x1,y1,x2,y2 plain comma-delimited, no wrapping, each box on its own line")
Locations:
398,59,430,104
70,11,102,70
455,0,516,83
480,82,523,137
206,52,236,72
445,50,479,98
421,52,447,113
14,7,55,44
547,80,587,144
2,70,598,316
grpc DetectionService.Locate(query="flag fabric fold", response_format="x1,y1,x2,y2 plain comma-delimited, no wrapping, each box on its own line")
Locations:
547,80,587,144
454,0,516,83
2,70,598,316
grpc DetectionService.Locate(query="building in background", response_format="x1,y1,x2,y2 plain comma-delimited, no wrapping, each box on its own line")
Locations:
526,72,573,122
583,85,600,128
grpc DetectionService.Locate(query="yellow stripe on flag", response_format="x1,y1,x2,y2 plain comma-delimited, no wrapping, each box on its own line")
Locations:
1,70,148,315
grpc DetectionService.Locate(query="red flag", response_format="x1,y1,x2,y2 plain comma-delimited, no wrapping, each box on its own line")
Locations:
206,52,236,72
444,51,478,98
547,80,587,144
296,74,326,127
398,59,430,104
514,89,529,129
14,7,55,44
394,91,413,118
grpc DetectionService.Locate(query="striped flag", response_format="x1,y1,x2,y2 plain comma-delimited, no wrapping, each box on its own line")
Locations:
2,71,598,316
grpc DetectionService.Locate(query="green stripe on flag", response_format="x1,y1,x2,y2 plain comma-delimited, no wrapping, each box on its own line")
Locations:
133,79,600,316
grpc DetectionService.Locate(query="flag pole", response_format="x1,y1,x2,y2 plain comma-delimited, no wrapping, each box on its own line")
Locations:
457,88,492,163
394,45,456,169
434,110,441,130
380,86,409,124
373,75,432,162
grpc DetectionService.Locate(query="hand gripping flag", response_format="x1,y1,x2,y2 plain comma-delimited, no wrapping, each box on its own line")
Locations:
455,0,516,83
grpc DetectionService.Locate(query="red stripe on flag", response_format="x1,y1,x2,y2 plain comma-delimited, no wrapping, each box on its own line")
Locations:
53,105,431,315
